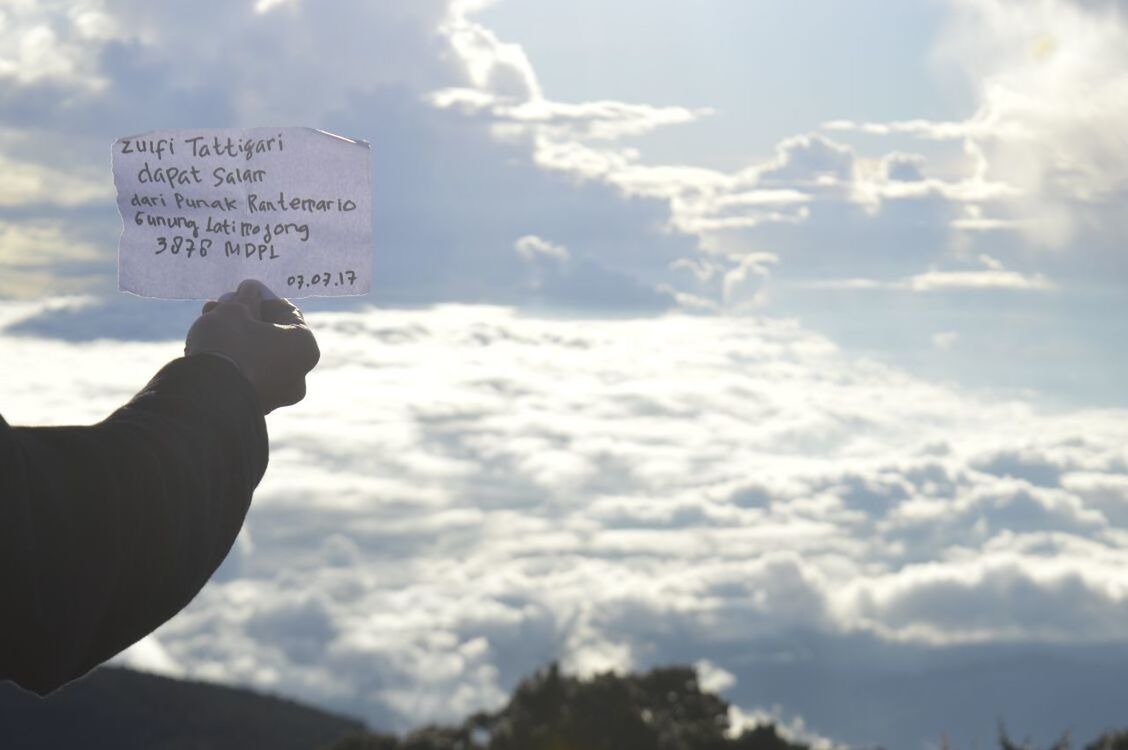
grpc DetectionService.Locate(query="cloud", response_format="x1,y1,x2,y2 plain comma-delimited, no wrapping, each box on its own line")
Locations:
115,635,185,677
429,90,709,142
932,331,959,350
720,252,777,309
0,0,121,90
906,269,1055,292
881,152,927,183
845,555,1128,643
443,12,540,100
822,118,1008,141
0,220,112,298
939,0,1128,203
6,298,1128,748
694,659,736,694
828,0,1128,257
3,294,202,339
513,234,568,263
0,141,110,208
756,135,855,187
2,0,734,312
3,0,1110,326
802,268,1056,293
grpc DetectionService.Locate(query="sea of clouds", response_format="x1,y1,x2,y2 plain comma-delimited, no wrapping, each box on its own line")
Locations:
3,297,1127,749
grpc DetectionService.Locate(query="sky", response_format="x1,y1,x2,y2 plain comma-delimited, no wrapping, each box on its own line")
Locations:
1,1,1128,748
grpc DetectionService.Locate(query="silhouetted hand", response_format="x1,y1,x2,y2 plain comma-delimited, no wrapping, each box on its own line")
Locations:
185,279,320,414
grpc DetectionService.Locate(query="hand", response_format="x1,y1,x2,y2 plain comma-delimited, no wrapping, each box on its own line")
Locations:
185,279,320,414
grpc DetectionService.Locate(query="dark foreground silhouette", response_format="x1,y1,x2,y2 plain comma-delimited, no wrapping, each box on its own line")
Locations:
0,666,361,749
0,281,319,695
2,663,1126,750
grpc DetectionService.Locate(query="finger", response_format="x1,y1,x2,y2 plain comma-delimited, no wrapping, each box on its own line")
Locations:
256,281,280,301
260,297,307,327
231,279,264,319
236,278,278,301
207,299,256,324
201,300,219,314
260,373,307,415
278,377,308,410
281,326,320,372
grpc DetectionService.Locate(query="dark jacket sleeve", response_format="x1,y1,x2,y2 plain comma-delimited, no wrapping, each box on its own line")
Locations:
0,354,268,695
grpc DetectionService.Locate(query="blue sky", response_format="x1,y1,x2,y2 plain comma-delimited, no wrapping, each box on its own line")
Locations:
2,1,1128,747
478,0,969,166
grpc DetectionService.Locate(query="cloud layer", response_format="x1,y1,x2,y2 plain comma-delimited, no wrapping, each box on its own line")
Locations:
4,299,1128,747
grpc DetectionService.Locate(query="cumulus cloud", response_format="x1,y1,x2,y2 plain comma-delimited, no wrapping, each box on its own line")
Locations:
829,0,1128,257
845,554,1128,643
0,0,121,89
940,0,1128,209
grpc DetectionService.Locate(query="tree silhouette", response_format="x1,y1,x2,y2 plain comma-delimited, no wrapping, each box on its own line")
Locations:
998,722,1071,750
323,663,808,750
1084,731,1128,750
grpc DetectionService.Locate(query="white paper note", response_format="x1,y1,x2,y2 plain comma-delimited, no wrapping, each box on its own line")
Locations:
113,127,371,299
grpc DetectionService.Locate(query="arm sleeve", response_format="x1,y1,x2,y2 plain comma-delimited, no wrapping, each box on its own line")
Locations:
0,354,268,695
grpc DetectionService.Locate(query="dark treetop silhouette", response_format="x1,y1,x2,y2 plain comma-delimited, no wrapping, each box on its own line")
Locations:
0,280,318,695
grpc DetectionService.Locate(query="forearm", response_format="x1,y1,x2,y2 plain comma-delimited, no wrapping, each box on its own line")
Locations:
0,355,267,694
